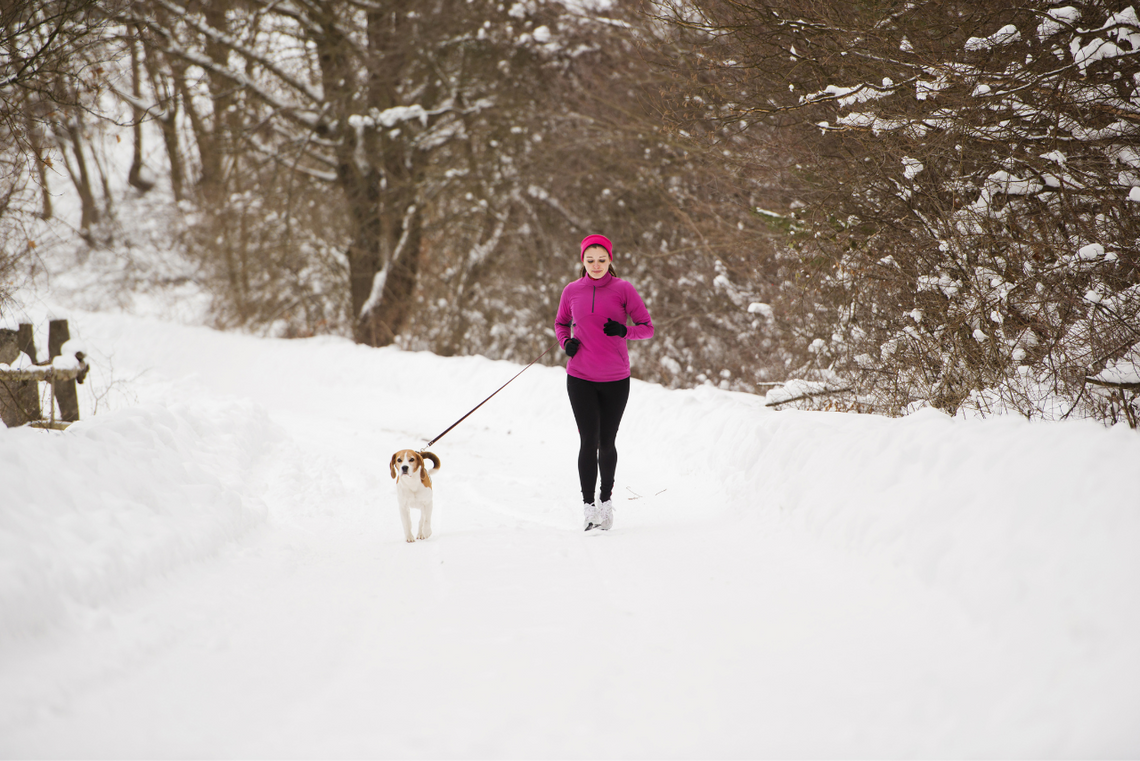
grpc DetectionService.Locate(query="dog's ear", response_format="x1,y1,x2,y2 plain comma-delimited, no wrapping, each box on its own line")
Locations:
390,452,399,479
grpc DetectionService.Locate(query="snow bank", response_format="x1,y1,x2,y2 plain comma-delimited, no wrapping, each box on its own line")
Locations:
0,400,281,640
627,385,1140,653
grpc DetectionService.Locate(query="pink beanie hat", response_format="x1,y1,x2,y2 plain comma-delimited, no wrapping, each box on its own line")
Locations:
580,233,613,260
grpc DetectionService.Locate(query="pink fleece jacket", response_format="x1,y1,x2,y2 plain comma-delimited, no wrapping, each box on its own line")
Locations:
555,272,655,382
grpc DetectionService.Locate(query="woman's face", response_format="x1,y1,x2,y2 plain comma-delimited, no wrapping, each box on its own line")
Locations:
583,246,611,279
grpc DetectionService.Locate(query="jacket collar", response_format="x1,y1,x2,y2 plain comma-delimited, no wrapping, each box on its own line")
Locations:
582,271,615,287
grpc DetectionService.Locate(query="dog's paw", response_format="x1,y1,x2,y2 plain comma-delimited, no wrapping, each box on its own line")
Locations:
405,537,416,543
416,531,430,541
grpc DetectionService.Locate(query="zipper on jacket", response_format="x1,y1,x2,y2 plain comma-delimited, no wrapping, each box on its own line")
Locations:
591,286,596,313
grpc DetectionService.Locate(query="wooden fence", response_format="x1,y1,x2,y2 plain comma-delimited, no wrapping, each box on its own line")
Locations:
0,319,89,429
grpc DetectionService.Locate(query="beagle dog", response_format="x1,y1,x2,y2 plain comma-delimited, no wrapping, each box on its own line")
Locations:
389,449,441,543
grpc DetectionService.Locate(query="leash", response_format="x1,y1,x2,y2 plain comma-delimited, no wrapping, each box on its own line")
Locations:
422,340,560,450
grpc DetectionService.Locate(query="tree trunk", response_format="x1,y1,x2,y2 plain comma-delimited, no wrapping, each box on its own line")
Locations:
127,33,154,193
353,201,423,346
345,184,382,339
157,87,185,202
61,119,100,236
197,0,234,205
168,61,205,204
343,3,425,348
135,9,184,200
25,108,52,220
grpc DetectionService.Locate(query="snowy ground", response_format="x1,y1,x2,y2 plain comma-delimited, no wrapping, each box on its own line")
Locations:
2,308,1139,758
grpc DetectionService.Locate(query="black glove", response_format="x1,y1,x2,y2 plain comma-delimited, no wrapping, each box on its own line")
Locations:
564,337,581,357
603,318,627,338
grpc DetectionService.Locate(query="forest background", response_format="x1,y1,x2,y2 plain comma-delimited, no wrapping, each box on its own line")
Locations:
2,0,1138,426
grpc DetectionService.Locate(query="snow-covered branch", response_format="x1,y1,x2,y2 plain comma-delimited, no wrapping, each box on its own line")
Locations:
147,0,325,106
135,14,325,134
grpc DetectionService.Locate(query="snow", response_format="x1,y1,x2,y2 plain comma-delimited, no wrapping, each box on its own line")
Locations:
1038,6,1081,40
350,105,429,130
965,24,1022,52
1092,341,1140,386
532,25,552,44
802,83,888,108
1106,7,1140,48
1078,242,1105,260
360,265,389,318
747,301,773,318
984,169,1043,196
49,353,80,372
1069,9,1139,77
0,351,35,371
1,310,1139,757
917,272,962,297
902,156,924,179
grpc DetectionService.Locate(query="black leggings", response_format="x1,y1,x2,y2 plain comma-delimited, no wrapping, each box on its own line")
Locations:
566,375,630,505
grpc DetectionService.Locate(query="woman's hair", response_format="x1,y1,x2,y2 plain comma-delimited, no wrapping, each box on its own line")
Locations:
579,244,618,279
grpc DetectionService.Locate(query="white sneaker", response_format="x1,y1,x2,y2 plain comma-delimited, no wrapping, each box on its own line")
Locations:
583,502,599,531
597,500,614,530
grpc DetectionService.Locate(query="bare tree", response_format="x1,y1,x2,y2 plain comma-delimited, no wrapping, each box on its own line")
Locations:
122,0,602,345
115,0,777,393
376,3,800,393
1,0,128,307
655,0,1140,423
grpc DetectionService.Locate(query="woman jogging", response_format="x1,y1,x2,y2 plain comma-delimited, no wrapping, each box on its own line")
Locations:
554,233,654,531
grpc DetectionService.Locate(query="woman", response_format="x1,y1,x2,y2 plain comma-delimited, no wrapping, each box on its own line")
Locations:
555,233,654,531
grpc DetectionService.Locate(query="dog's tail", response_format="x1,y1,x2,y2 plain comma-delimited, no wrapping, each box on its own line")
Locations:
420,451,441,471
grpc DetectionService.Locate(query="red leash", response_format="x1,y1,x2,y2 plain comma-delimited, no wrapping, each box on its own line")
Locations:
422,341,560,449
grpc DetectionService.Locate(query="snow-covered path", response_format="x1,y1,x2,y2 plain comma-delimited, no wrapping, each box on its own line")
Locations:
2,312,1138,757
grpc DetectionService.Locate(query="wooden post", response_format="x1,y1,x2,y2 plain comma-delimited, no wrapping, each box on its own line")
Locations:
17,323,38,362
0,328,20,427
0,326,44,427
0,329,16,367
48,319,80,422
16,323,42,421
